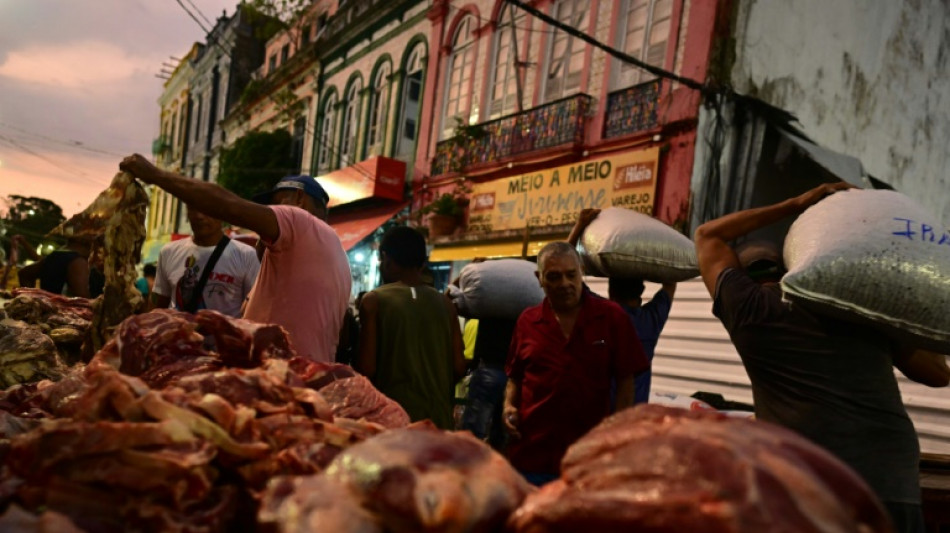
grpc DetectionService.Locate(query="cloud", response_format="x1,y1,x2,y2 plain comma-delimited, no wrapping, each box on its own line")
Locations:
0,41,162,88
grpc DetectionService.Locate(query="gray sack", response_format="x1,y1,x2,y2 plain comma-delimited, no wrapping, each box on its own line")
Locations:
783,189,950,352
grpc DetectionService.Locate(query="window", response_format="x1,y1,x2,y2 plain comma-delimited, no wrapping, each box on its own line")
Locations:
440,16,477,139
396,43,426,159
177,107,187,152
281,44,290,64
489,7,527,118
291,116,306,171
339,81,362,166
317,94,337,173
170,111,178,158
193,95,203,142
366,63,391,156
268,54,277,74
543,0,591,102
613,0,672,89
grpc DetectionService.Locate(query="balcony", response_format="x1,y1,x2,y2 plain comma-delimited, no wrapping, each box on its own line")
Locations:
603,79,661,139
431,93,592,177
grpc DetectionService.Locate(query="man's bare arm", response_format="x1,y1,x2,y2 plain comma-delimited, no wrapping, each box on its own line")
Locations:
615,375,636,411
355,292,379,380
694,182,853,297
120,154,280,242
894,348,950,388
502,379,522,439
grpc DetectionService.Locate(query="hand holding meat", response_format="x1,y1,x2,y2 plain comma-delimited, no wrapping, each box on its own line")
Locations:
120,153,164,185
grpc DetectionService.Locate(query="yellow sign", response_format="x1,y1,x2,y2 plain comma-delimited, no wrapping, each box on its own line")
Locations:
467,147,660,233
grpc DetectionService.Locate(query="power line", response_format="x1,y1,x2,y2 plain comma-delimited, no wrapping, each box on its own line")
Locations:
0,135,112,187
183,0,215,28
170,0,379,183
0,122,130,158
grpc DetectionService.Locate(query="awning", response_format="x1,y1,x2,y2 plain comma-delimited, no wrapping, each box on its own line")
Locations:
317,157,406,207
776,129,866,187
429,239,555,262
330,203,406,251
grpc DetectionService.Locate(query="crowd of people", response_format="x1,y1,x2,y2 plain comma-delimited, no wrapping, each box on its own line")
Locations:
4,154,946,533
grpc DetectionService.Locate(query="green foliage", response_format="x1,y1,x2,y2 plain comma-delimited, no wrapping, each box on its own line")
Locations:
0,195,66,253
242,0,314,41
417,181,472,218
218,129,296,200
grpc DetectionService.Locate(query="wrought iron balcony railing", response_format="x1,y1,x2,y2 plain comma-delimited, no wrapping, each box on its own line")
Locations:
431,93,592,177
603,79,661,139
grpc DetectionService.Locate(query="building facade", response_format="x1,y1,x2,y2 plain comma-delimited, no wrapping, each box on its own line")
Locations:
185,6,272,183
418,0,721,282
143,43,202,265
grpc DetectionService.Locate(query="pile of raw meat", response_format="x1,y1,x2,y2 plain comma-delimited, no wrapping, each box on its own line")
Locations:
0,309,530,532
0,288,94,386
509,405,893,533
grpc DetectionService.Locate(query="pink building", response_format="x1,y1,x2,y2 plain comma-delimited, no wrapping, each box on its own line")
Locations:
417,0,723,265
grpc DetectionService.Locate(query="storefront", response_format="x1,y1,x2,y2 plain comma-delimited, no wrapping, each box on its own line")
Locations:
427,146,662,284
320,156,408,299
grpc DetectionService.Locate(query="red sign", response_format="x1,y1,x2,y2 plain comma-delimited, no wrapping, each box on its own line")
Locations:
317,157,406,207
330,202,407,251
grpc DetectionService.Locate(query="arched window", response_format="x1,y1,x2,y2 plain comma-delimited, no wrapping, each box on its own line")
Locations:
543,0,591,102
396,42,426,159
613,0,672,89
440,16,477,139
367,63,391,157
339,80,362,166
489,7,527,119
317,93,338,173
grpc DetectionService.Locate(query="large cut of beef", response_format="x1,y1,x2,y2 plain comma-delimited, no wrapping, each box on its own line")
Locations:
508,404,892,533
0,319,67,389
3,289,93,367
47,172,149,358
259,423,532,533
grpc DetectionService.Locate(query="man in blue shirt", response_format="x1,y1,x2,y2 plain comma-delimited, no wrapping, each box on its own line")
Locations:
607,278,675,404
569,209,675,404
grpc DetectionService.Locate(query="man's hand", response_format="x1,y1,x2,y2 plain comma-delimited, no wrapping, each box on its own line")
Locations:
793,182,855,210
120,154,164,184
502,404,521,439
567,208,601,246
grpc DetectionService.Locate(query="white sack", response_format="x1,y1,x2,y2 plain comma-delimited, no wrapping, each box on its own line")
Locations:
782,189,950,352
578,207,699,282
450,259,544,320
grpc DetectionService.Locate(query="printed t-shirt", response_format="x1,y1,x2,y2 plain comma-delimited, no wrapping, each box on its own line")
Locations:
153,237,260,317
244,205,351,362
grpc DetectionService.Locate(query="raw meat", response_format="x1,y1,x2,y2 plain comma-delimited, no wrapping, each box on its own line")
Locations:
49,172,149,358
0,319,67,388
508,404,892,533
3,289,93,366
260,424,532,533
318,374,410,428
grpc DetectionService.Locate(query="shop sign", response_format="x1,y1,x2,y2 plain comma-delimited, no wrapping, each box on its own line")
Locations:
467,147,659,233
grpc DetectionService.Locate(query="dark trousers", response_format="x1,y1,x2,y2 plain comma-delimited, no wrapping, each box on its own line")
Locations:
461,362,508,451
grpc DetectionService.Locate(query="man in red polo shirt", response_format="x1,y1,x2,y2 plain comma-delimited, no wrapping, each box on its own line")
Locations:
503,241,648,485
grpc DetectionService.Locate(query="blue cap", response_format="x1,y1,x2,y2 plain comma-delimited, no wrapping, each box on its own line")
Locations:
254,175,330,206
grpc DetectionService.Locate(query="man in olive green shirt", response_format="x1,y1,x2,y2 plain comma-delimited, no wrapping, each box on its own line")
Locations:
356,227,466,429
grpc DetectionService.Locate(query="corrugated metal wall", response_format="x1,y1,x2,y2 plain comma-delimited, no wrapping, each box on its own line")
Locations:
586,277,950,455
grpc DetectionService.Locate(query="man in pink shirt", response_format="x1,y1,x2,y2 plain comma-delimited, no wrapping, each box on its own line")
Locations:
120,154,351,362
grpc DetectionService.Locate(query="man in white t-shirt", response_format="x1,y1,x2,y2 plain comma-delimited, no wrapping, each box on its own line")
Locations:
152,207,260,317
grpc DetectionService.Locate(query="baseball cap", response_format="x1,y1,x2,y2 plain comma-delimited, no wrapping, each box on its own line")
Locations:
253,175,330,206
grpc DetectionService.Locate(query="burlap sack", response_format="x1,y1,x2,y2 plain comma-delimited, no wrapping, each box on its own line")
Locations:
449,259,543,320
578,207,698,282
782,189,950,352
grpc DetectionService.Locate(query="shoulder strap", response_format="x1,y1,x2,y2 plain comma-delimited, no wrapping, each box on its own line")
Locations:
184,235,230,313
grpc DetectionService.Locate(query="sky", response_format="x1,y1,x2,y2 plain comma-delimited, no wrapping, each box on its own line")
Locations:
0,0,236,217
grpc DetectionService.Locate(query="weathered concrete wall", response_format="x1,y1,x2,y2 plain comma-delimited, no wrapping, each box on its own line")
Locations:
730,0,950,224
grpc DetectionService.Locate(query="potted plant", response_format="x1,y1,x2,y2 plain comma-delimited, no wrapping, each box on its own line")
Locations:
417,181,472,238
